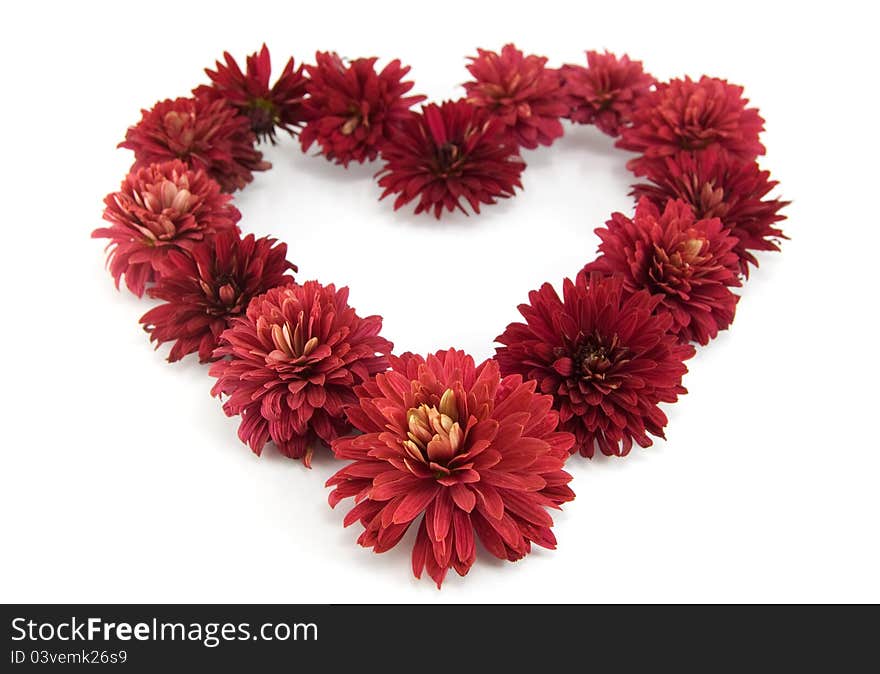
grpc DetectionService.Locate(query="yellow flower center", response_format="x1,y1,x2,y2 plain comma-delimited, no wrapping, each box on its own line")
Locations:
402,389,464,469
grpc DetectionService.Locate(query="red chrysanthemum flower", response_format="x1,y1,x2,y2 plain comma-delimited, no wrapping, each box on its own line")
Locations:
495,273,694,458
92,160,241,297
195,44,308,144
327,349,574,588
140,231,296,363
585,198,742,345
119,95,270,192
617,76,766,176
560,50,655,136
631,149,789,276
463,44,567,150
299,52,426,166
209,282,392,466
376,100,525,218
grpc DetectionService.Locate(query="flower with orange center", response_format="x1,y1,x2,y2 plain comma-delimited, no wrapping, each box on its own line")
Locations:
631,149,789,276
585,197,742,344
210,282,392,465
327,349,575,588
92,160,241,297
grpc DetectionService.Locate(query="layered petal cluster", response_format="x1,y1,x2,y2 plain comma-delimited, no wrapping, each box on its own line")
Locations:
495,273,694,458
195,44,308,144
141,232,296,362
300,52,426,166
560,51,655,136
631,149,789,275
210,282,392,465
327,349,575,587
119,96,270,192
376,100,525,218
617,76,765,175
463,44,567,149
92,160,241,296
585,198,742,344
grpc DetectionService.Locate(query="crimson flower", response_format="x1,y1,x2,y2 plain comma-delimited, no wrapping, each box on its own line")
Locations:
141,232,296,363
617,76,765,176
560,51,655,136
495,273,694,458
463,44,568,149
209,282,392,466
92,160,241,297
631,149,789,276
585,198,742,344
195,44,308,144
119,96,270,192
300,52,425,166
376,100,525,218
327,349,574,587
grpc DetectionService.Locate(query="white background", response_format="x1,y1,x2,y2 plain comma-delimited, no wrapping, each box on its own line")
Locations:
1,0,877,603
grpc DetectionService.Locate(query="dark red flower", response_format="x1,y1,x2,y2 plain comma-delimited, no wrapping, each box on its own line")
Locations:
195,45,308,144
119,96,270,192
560,51,655,136
631,149,789,276
617,76,765,176
327,349,574,588
300,52,425,166
495,273,694,458
92,160,241,297
585,198,742,344
140,231,295,363
209,282,392,466
376,100,525,218
463,44,567,149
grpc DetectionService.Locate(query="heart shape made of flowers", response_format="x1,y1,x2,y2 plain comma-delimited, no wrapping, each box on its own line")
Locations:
93,43,788,588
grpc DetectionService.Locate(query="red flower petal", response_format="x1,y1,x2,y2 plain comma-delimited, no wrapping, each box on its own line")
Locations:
328,349,574,586
464,44,568,149
210,282,393,464
496,273,695,457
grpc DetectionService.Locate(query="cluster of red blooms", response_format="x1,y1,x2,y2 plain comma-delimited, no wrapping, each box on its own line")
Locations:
94,44,787,588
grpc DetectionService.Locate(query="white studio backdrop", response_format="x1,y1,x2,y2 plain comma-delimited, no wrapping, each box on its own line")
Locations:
1,0,877,603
